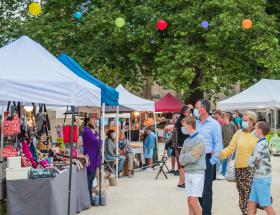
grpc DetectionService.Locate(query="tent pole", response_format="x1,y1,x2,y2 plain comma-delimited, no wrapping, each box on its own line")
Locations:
0,106,4,171
98,105,102,205
153,112,159,162
129,116,131,142
139,113,141,142
101,103,105,186
116,106,119,180
67,106,75,215
274,108,277,133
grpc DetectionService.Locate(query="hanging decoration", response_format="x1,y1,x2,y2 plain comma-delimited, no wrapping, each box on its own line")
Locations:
242,19,253,30
115,17,125,28
74,11,83,19
200,21,209,29
157,20,168,31
28,2,42,16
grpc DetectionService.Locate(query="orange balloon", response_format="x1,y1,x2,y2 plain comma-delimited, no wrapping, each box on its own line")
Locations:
242,19,253,29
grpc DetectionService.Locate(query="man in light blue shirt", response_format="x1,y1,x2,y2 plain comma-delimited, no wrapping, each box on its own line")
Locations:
194,99,223,215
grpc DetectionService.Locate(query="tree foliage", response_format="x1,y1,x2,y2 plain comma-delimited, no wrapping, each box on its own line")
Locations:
2,0,280,102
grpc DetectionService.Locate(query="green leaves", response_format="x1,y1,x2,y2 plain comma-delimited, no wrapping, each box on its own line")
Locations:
1,0,280,100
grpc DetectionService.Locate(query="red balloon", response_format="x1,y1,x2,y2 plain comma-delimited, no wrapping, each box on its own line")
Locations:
157,20,168,31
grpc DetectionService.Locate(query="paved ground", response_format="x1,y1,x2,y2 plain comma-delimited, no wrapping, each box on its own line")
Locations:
80,156,280,215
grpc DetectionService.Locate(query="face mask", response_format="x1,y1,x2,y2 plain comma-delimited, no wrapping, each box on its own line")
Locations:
252,130,259,138
242,121,249,129
193,108,200,119
181,127,189,135
111,133,116,139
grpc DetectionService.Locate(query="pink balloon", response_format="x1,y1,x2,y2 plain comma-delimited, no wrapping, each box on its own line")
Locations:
157,20,168,31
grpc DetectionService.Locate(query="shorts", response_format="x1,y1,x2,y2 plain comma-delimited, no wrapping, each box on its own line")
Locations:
249,177,272,207
144,148,154,159
185,173,205,197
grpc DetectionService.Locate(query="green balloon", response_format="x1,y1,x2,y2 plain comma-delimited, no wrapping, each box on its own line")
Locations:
115,17,125,28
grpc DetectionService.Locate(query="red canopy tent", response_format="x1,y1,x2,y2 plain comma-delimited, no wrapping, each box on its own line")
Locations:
155,93,183,112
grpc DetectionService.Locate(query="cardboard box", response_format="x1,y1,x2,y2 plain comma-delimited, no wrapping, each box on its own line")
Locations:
6,167,30,180
7,157,21,169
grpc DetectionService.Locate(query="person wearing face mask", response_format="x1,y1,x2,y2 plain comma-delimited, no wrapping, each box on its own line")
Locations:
105,130,126,176
194,99,223,215
233,110,243,129
174,104,193,190
143,127,156,172
82,117,101,206
179,115,206,215
220,111,258,215
218,112,237,179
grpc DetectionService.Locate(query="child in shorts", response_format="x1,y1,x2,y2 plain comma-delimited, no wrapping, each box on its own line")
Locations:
248,121,276,215
179,115,206,215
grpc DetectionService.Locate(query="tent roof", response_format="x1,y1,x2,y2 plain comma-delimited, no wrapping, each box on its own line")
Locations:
57,53,119,106
217,79,280,111
155,93,183,112
115,84,155,112
0,36,101,107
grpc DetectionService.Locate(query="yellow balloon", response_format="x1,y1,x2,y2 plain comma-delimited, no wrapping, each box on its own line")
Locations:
28,2,41,16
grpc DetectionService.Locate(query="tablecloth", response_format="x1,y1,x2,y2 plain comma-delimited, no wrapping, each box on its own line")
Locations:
6,166,91,215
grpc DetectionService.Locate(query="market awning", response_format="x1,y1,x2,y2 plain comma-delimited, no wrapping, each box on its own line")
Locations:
0,36,101,107
217,79,280,111
155,93,183,112
114,84,155,112
58,53,119,106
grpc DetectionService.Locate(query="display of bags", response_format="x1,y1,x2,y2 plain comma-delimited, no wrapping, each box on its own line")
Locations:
30,168,56,179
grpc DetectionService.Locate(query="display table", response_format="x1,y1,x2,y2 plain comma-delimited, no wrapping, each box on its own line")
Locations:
6,166,90,215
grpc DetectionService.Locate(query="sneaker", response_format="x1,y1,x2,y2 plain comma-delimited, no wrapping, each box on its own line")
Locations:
173,170,179,176
177,184,185,190
216,175,225,180
167,169,175,174
144,168,154,172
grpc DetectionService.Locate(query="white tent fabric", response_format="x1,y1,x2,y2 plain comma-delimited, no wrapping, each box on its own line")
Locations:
217,79,280,111
0,35,101,107
116,84,155,112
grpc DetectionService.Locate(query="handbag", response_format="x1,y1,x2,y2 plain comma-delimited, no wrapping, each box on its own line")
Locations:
2,112,20,137
2,145,18,158
37,133,52,151
225,146,238,182
62,106,78,143
30,168,56,179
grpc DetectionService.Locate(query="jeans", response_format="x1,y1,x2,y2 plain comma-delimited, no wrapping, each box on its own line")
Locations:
222,159,228,176
106,155,126,175
199,155,214,215
87,169,96,204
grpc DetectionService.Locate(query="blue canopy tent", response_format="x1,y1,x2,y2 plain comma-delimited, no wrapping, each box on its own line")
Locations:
57,53,119,106
57,53,121,199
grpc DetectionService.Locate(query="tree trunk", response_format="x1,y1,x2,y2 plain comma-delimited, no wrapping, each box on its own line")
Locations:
143,76,153,99
184,68,204,105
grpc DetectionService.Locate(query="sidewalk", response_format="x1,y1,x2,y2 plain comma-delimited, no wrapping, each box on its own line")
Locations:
80,157,280,215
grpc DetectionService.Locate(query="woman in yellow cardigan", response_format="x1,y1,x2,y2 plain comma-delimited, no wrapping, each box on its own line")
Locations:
220,111,258,215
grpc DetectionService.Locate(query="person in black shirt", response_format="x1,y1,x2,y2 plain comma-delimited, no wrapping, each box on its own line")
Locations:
174,104,193,190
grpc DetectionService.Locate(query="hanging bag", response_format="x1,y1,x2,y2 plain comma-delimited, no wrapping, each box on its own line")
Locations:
62,106,78,143
2,102,20,137
225,140,240,182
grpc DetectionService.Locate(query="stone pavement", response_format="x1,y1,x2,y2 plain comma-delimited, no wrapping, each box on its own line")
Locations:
80,157,280,215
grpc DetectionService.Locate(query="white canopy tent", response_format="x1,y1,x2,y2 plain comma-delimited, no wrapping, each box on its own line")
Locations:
217,79,280,111
0,35,101,106
115,84,155,112
0,35,101,215
217,79,280,131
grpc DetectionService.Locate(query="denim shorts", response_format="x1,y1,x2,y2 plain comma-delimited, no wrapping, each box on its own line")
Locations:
249,177,272,207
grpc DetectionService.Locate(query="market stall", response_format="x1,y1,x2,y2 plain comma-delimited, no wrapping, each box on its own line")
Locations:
155,93,183,113
0,35,102,215
217,79,280,131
